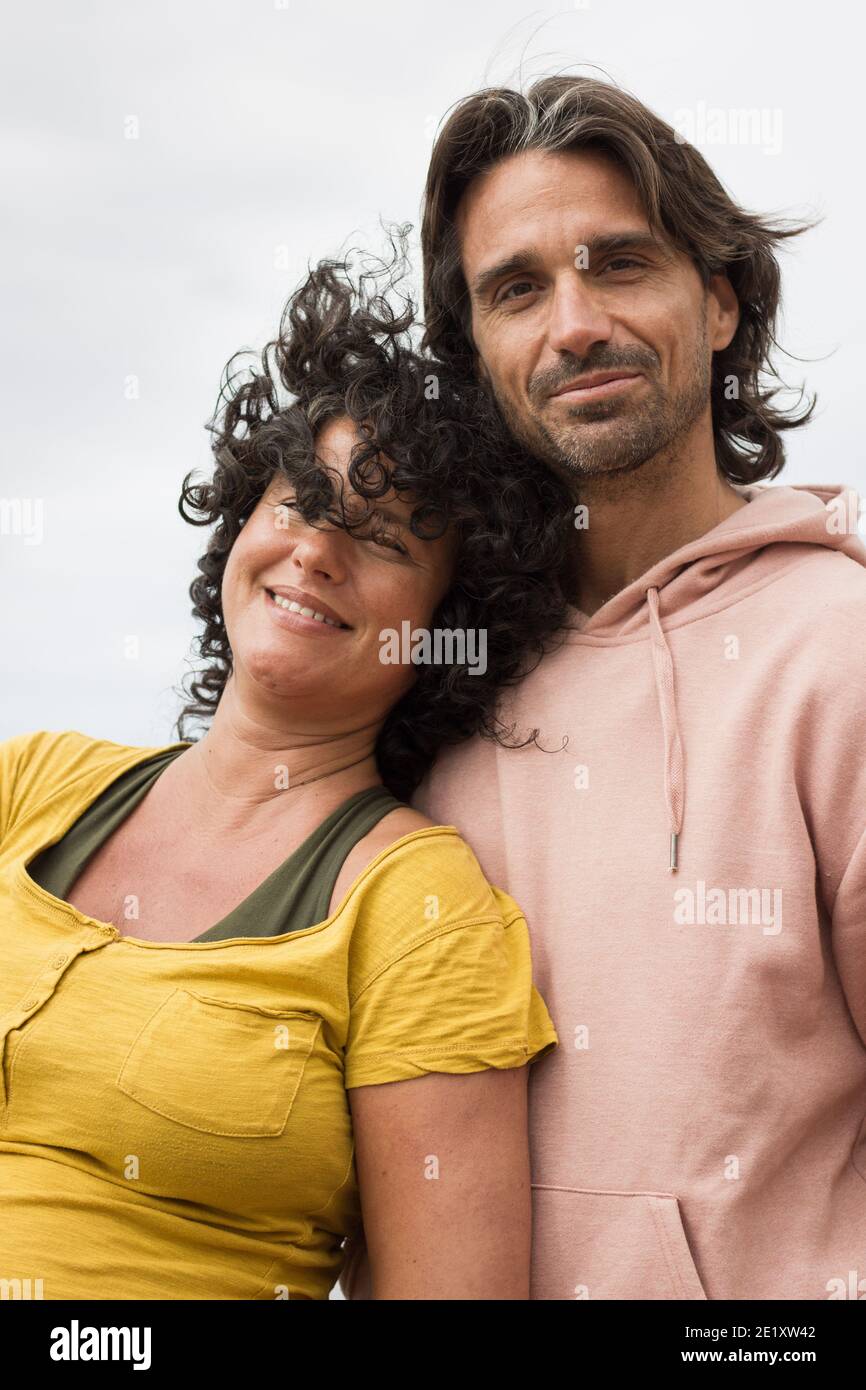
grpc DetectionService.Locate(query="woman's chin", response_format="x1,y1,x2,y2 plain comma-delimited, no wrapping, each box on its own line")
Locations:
241,647,331,699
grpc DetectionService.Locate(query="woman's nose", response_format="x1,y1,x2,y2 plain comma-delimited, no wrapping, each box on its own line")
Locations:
288,525,349,583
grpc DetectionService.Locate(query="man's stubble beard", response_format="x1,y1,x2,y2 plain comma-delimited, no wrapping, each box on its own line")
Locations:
488,313,713,501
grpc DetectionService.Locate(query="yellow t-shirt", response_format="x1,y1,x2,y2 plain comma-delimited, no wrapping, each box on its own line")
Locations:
0,730,558,1300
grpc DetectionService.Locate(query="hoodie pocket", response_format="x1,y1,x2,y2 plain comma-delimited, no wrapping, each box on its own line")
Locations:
530,1185,707,1300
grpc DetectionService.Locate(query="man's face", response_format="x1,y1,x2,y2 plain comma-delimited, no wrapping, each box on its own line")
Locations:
455,146,738,483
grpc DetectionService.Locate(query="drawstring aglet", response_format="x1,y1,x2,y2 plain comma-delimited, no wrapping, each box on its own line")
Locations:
669,831,679,873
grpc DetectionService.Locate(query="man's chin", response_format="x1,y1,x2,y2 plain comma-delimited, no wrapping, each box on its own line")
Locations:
549,450,652,482
494,393,654,480
520,423,647,480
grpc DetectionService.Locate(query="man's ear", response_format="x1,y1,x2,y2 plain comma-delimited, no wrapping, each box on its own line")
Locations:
707,273,740,352
475,352,490,385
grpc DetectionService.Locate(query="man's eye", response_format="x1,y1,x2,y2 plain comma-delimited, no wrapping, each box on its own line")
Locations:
603,258,642,272
498,279,537,304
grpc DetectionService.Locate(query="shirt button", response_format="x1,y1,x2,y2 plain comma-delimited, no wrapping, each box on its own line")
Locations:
22,999,37,1010
50,954,68,969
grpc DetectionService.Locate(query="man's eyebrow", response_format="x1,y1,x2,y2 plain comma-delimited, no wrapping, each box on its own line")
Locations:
582,230,669,259
470,250,539,302
470,230,669,300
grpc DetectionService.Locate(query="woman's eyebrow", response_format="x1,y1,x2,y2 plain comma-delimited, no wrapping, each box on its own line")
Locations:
269,479,409,525
343,497,411,529
367,503,410,529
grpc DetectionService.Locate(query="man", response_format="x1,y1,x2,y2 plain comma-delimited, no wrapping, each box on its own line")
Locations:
341,75,866,1300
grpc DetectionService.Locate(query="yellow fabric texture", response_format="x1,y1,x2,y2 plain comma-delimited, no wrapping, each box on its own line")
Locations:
0,730,558,1300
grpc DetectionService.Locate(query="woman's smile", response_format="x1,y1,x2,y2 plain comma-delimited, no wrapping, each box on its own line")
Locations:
263,585,352,636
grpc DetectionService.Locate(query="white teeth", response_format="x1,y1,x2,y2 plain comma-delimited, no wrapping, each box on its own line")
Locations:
270,593,341,627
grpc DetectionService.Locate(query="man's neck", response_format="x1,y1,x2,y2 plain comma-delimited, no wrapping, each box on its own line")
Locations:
568,445,749,617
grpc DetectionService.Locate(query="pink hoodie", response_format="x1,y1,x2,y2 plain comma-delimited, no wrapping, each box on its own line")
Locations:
339,482,866,1301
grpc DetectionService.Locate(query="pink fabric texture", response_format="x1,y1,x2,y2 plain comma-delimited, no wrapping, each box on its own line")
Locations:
399,481,866,1300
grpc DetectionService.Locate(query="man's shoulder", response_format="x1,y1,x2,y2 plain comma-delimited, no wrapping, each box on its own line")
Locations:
412,732,501,811
782,547,866,645
800,543,866,594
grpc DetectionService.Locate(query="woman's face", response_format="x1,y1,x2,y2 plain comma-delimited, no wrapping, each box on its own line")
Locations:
220,415,458,728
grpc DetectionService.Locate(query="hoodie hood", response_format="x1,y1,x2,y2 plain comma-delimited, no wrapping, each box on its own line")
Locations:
564,483,866,870
567,483,866,639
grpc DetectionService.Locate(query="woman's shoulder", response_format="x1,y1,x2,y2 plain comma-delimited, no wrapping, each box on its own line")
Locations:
355,803,449,866
336,805,559,1086
0,728,179,842
327,803,497,924
0,727,101,806
0,727,155,778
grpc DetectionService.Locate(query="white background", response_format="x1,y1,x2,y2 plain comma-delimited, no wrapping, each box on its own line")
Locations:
1,0,862,742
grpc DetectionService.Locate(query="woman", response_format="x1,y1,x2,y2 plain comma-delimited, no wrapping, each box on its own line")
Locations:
0,243,574,1300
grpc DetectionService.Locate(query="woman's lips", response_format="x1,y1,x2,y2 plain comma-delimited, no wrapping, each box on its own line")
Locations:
263,588,349,636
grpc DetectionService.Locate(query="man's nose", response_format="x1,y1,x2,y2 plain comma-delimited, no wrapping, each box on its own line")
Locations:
546,273,615,358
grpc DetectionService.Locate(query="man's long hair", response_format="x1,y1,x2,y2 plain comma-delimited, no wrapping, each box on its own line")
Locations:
421,75,820,484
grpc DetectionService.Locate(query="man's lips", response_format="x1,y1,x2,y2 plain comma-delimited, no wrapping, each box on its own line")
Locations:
549,371,643,401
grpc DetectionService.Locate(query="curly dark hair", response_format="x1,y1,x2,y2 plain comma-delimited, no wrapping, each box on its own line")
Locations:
174,229,575,801
421,74,822,484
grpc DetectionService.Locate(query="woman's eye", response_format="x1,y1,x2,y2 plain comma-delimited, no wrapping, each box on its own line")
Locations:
268,497,306,533
372,533,408,556
271,495,408,556
268,496,297,518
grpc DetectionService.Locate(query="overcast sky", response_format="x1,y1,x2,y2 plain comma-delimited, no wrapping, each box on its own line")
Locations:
1,0,862,744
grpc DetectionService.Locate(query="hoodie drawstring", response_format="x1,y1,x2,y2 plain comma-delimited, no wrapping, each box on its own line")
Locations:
646,586,685,872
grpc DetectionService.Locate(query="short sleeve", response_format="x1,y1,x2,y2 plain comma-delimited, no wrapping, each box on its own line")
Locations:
0,728,129,849
0,730,49,845
343,846,558,1088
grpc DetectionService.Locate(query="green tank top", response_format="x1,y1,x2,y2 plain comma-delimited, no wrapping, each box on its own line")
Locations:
27,745,405,943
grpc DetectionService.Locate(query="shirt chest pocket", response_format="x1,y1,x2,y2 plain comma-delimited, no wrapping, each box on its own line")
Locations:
116,988,322,1137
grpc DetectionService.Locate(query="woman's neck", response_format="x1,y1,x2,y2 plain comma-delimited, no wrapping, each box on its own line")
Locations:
170,681,385,841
